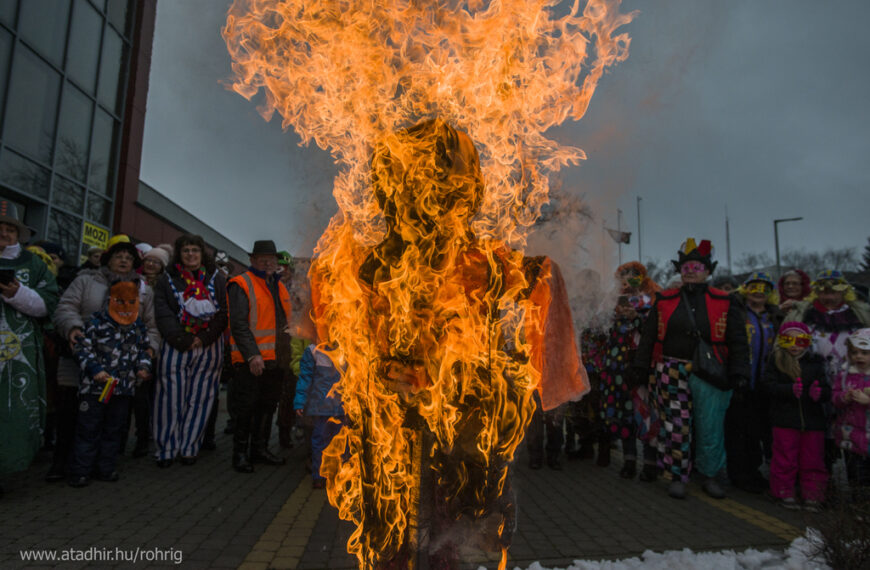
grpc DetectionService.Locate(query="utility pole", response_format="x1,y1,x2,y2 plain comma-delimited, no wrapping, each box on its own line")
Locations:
637,196,642,264
725,206,732,274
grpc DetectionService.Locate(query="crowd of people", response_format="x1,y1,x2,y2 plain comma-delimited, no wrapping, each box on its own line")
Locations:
2,193,870,515
552,238,870,511
0,198,318,495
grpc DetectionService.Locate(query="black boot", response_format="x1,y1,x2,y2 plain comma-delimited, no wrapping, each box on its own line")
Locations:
638,463,658,482
232,448,254,473
132,438,149,458
251,414,285,466
596,435,611,467
619,459,636,479
232,419,254,473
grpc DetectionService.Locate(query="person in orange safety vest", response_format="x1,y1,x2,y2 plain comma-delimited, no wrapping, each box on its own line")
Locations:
227,240,292,473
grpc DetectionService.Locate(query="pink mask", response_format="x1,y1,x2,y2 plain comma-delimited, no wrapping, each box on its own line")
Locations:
681,261,706,275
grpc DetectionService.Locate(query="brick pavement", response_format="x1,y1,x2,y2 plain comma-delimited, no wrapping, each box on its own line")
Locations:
1,404,819,569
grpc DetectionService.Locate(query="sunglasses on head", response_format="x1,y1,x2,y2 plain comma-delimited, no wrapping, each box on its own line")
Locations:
813,281,849,293
777,333,812,349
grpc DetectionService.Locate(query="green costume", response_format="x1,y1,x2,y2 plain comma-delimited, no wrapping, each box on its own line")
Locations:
0,249,59,475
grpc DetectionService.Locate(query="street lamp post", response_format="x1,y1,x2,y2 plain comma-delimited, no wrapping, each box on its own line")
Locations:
774,217,803,279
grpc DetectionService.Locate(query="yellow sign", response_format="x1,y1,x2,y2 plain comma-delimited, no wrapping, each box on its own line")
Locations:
82,222,109,249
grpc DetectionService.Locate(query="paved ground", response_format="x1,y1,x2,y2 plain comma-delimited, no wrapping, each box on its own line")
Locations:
1,400,820,569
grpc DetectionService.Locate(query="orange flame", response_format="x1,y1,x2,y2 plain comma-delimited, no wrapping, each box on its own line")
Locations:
224,1,634,567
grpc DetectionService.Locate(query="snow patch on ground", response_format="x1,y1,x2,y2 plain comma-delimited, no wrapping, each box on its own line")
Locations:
508,529,829,570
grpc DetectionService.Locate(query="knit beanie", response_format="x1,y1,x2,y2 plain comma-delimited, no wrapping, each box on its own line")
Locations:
778,321,811,337
144,247,170,268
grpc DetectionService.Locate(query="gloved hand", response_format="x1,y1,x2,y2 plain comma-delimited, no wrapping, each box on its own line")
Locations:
733,377,749,393
792,377,803,399
809,380,822,402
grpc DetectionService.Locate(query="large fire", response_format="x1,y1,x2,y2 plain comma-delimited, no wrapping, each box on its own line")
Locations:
223,1,634,567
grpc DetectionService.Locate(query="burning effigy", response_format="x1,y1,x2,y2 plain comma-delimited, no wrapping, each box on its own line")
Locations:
223,1,634,567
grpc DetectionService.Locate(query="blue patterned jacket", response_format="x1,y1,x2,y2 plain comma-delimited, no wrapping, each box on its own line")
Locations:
74,310,153,397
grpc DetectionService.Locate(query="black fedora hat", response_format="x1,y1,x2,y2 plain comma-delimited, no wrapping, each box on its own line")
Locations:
250,240,278,256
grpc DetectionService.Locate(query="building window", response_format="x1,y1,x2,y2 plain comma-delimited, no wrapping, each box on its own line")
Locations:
89,109,117,196
86,191,112,226
0,3,17,28
0,29,11,121
18,0,71,67
47,207,82,263
56,83,94,183
107,0,132,38
66,0,103,95
3,44,61,164
0,149,50,200
98,27,126,114
53,175,86,216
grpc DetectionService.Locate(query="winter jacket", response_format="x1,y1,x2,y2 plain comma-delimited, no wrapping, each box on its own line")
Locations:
227,267,291,368
832,367,870,457
745,303,783,390
759,352,829,431
53,267,160,351
73,310,153,397
786,299,870,378
294,344,344,417
154,266,228,352
634,283,750,387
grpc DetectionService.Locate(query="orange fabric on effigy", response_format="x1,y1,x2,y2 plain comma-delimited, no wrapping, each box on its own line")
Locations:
525,257,589,411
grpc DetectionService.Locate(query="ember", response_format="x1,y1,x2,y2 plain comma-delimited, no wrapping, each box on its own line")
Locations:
223,1,634,567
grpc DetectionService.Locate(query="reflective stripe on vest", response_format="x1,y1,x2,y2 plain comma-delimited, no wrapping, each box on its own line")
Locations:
228,271,292,364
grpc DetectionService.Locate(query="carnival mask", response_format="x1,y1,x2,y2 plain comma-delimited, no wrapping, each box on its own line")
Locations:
680,261,706,275
812,280,849,294
108,281,140,325
744,282,771,295
777,333,812,350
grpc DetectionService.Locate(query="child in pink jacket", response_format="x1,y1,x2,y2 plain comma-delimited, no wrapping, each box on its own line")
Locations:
832,328,870,496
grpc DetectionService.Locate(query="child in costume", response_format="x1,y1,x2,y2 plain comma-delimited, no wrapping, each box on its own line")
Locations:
294,343,345,489
598,261,659,479
68,280,153,486
760,321,829,511
832,328,870,498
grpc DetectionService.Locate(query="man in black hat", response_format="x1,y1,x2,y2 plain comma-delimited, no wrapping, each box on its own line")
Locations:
226,240,293,472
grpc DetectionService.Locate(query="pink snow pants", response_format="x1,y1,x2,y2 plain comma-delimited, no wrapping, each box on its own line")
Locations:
769,427,827,502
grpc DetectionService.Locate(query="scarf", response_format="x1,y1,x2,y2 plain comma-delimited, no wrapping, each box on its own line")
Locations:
176,264,216,333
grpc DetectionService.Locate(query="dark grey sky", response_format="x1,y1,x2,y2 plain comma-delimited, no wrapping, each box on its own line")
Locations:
141,0,870,273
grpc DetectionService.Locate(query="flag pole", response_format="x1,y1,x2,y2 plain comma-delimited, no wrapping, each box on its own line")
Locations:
617,209,623,265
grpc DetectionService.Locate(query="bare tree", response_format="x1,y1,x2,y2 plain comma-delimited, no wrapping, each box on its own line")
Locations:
734,251,775,274
781,247,860,276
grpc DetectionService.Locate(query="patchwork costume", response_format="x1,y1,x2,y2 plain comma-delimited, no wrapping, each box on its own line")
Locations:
634,240,749,487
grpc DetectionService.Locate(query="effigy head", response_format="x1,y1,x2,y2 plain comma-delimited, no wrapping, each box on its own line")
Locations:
371,119,484,238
